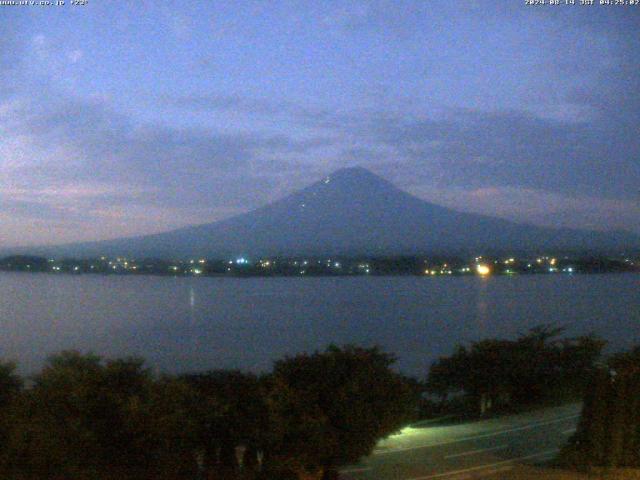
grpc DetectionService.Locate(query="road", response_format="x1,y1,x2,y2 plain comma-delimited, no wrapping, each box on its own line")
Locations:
340,402,581,480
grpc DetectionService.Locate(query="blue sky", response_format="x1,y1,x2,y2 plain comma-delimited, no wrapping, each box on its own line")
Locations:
1,1,638,247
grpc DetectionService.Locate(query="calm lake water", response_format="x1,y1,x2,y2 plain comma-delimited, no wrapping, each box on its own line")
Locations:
1,272,638,377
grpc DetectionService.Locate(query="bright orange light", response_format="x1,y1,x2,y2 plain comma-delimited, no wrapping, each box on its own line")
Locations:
476,264,491,275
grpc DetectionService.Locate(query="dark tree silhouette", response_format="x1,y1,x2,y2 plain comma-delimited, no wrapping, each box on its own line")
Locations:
562,346,640,468
426,326,604,414
182,370,269,470
0,351,198,479
265,345,419,480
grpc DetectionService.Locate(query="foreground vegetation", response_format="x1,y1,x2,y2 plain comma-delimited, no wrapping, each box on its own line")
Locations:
425,326,604,416
0,346,418,480
0,328,636,478
560,347,640,469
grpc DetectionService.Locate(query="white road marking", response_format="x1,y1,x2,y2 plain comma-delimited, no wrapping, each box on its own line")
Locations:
444,444,507,459
340,466,372,474
406,449,559,480
374,414,579,455
477,465,513,477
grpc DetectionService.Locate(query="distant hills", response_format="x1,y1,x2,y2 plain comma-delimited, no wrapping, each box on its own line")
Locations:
15,167,640,258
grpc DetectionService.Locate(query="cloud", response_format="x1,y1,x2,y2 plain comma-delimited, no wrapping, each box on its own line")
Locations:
411,184,640,234
166,85,639,204
0,91,330,246
0,12,28,98
168,94,286,117
67,50,83,64
166,93,338,127
343,105,639,202
160,7,194,40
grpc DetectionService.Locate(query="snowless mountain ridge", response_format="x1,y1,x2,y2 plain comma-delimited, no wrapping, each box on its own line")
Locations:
18,167,640,258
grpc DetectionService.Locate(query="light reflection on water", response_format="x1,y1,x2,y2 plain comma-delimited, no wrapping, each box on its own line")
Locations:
475,277,489,333
0,272,638,376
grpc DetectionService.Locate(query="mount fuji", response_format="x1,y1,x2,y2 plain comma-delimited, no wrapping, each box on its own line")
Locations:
25,167,640,258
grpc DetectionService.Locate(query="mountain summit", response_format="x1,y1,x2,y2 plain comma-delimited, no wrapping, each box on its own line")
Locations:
35,167,640,257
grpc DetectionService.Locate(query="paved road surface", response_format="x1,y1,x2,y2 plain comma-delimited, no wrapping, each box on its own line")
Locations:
340,403,581,480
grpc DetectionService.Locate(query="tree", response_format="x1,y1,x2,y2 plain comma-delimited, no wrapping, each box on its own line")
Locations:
182,370,269,470
561,346,640,468
0,351,198,479
3,351,110,477
555,334,606,395
0,361,22,409
132,376,200,477
0,361,22,458
426,326,605,415
265,345,419,480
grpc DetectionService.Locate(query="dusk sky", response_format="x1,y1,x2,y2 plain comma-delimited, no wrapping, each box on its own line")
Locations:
1,1,639,248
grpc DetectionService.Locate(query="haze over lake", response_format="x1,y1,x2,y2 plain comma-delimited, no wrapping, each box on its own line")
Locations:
2,272,638,377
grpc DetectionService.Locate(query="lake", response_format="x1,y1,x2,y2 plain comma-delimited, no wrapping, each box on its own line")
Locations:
1,272,638,377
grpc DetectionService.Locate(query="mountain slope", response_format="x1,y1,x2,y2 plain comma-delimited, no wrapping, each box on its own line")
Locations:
25,167,640,258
